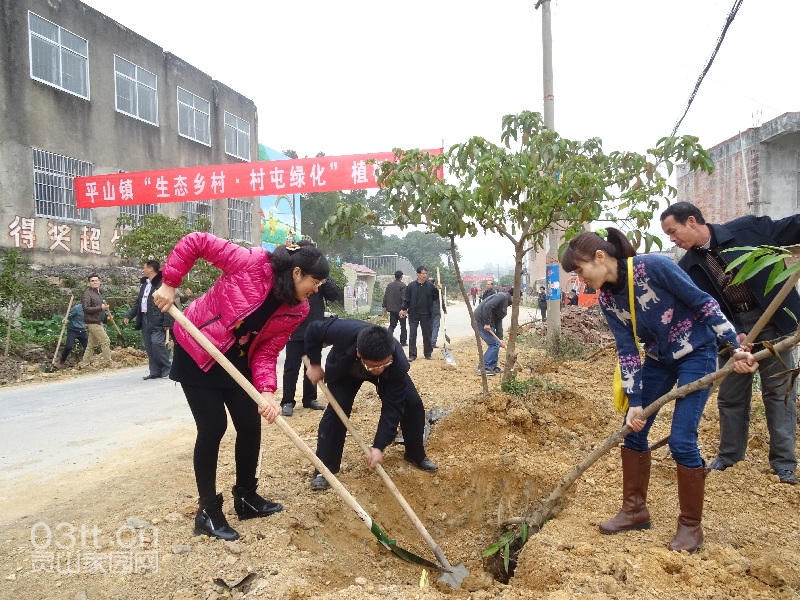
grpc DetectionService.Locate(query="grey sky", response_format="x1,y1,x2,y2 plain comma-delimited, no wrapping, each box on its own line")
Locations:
81,0,798,270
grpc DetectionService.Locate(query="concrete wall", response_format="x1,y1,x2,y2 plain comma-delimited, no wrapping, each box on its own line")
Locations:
0,0,259,265
676,113,800,223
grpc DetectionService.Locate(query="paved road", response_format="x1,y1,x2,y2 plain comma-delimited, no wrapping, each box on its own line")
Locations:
0,299,539,486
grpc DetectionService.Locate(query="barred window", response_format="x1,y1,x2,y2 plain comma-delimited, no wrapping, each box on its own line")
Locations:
227,199,252,243
182,200,214,233
33,148,93,222
224,111,250,160
28,12,89,99
178,88,211,145
119,203,158,227
114,55,158,125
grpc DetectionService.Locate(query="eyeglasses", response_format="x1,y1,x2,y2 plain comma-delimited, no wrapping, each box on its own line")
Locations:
361,359,393,373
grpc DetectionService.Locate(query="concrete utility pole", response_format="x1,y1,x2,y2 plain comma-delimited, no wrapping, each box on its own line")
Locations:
538,0,562,338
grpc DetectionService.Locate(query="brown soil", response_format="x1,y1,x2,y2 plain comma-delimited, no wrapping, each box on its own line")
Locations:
2,327,799,600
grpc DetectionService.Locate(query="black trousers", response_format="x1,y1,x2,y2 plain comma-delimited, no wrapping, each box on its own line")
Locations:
387,311,407,344
59,328,88,362
407,313,432,359
281,338,317,407
315,374,427,474
182,384,261,499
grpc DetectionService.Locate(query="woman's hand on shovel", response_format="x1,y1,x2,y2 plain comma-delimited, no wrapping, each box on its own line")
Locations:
257,392,280,424
153,284,176,312
365,446,384,470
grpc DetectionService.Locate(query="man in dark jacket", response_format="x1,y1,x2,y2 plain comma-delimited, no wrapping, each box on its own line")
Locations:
125,260,174,380
304,319,438,490
661,201,800,484
55,303,88,368
399,266,441,361
382,270,407,347
474,289,513,375
480,280,497,303
280,278,342,416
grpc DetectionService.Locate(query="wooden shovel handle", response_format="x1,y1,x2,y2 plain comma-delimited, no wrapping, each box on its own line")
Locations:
302,355,455,572
52,295,74,365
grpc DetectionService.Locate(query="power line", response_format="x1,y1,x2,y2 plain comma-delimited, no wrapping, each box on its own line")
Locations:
670,0,745,137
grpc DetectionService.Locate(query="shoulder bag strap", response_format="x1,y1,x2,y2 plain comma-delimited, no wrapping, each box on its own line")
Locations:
627,256,640,349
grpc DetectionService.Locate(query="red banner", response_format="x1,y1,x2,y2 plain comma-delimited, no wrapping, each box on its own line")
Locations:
461,276,495,282
75,149,442,208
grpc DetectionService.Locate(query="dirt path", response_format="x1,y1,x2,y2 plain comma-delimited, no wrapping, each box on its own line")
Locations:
1,310,799,600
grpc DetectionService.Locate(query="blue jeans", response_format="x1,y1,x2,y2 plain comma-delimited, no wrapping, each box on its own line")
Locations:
476,321,500,369
623,343,717,468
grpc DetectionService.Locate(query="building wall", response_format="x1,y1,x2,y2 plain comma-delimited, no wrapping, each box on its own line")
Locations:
0,0,259,265
676,113,800,223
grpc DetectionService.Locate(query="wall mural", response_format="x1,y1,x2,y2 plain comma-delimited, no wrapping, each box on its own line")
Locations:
258,145,301,251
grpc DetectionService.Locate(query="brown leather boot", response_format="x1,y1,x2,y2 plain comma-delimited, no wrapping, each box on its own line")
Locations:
599,447,652,534
667,464,707,553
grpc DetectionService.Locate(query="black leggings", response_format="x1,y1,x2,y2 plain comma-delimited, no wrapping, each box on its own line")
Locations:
182,384,262,499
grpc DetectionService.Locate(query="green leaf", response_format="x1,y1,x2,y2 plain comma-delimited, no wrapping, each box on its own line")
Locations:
730,253,786,286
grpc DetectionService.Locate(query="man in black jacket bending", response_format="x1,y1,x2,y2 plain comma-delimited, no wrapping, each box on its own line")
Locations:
304,319,438,490
661,201,800,485
125,260,174,380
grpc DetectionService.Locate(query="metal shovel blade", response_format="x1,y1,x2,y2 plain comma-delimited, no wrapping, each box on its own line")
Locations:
441,345,456,365
437,561,470,588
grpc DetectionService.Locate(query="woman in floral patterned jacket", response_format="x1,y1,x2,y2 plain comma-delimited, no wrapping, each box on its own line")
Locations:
561,228,757,554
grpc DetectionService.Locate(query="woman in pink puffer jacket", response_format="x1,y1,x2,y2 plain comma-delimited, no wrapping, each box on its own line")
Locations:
153,233,329,541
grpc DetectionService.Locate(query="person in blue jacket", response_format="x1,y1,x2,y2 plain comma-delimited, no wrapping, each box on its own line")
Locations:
55,303,88,368
661,201,800,485
561,228,757,554
304,319,438,491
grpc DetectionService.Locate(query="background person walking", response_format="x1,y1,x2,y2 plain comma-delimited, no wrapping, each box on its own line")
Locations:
382,270,407,347
125,260,173,380
78,274,112,368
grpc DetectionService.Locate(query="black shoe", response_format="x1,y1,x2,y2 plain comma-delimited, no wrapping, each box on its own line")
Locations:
432,344,439,348
310,473,330,491
775,469,799,485
232,480,283,519
708,457,730,471
404,455,439,472
194,494,239,541
143,374,160,380
424,356,432,360
400,342,407,347
408,356,417,362
281,404,294,417
303,399,325,410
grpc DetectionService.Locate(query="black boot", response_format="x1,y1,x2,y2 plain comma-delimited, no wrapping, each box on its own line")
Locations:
194,494,239,541
232,479,283,520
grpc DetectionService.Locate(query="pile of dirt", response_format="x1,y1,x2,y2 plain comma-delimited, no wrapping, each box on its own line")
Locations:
1,330,799,600
0,347,148,386
531,305,615,346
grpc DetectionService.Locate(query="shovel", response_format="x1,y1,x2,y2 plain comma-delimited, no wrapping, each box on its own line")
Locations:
52,295,74,367
436,269,456,366
107,314,125,345
166,305,443,573
303,356,469,588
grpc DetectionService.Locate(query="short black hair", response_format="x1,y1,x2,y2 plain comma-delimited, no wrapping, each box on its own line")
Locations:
660,201,706,225
87,273,100,281
416,265,427,274
356,325,395,361
394,270,403,279
145,259,160,272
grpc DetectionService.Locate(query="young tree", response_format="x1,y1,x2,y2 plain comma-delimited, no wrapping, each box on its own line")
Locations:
114,213,218,293
320,111,713,384
0,249,36,356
